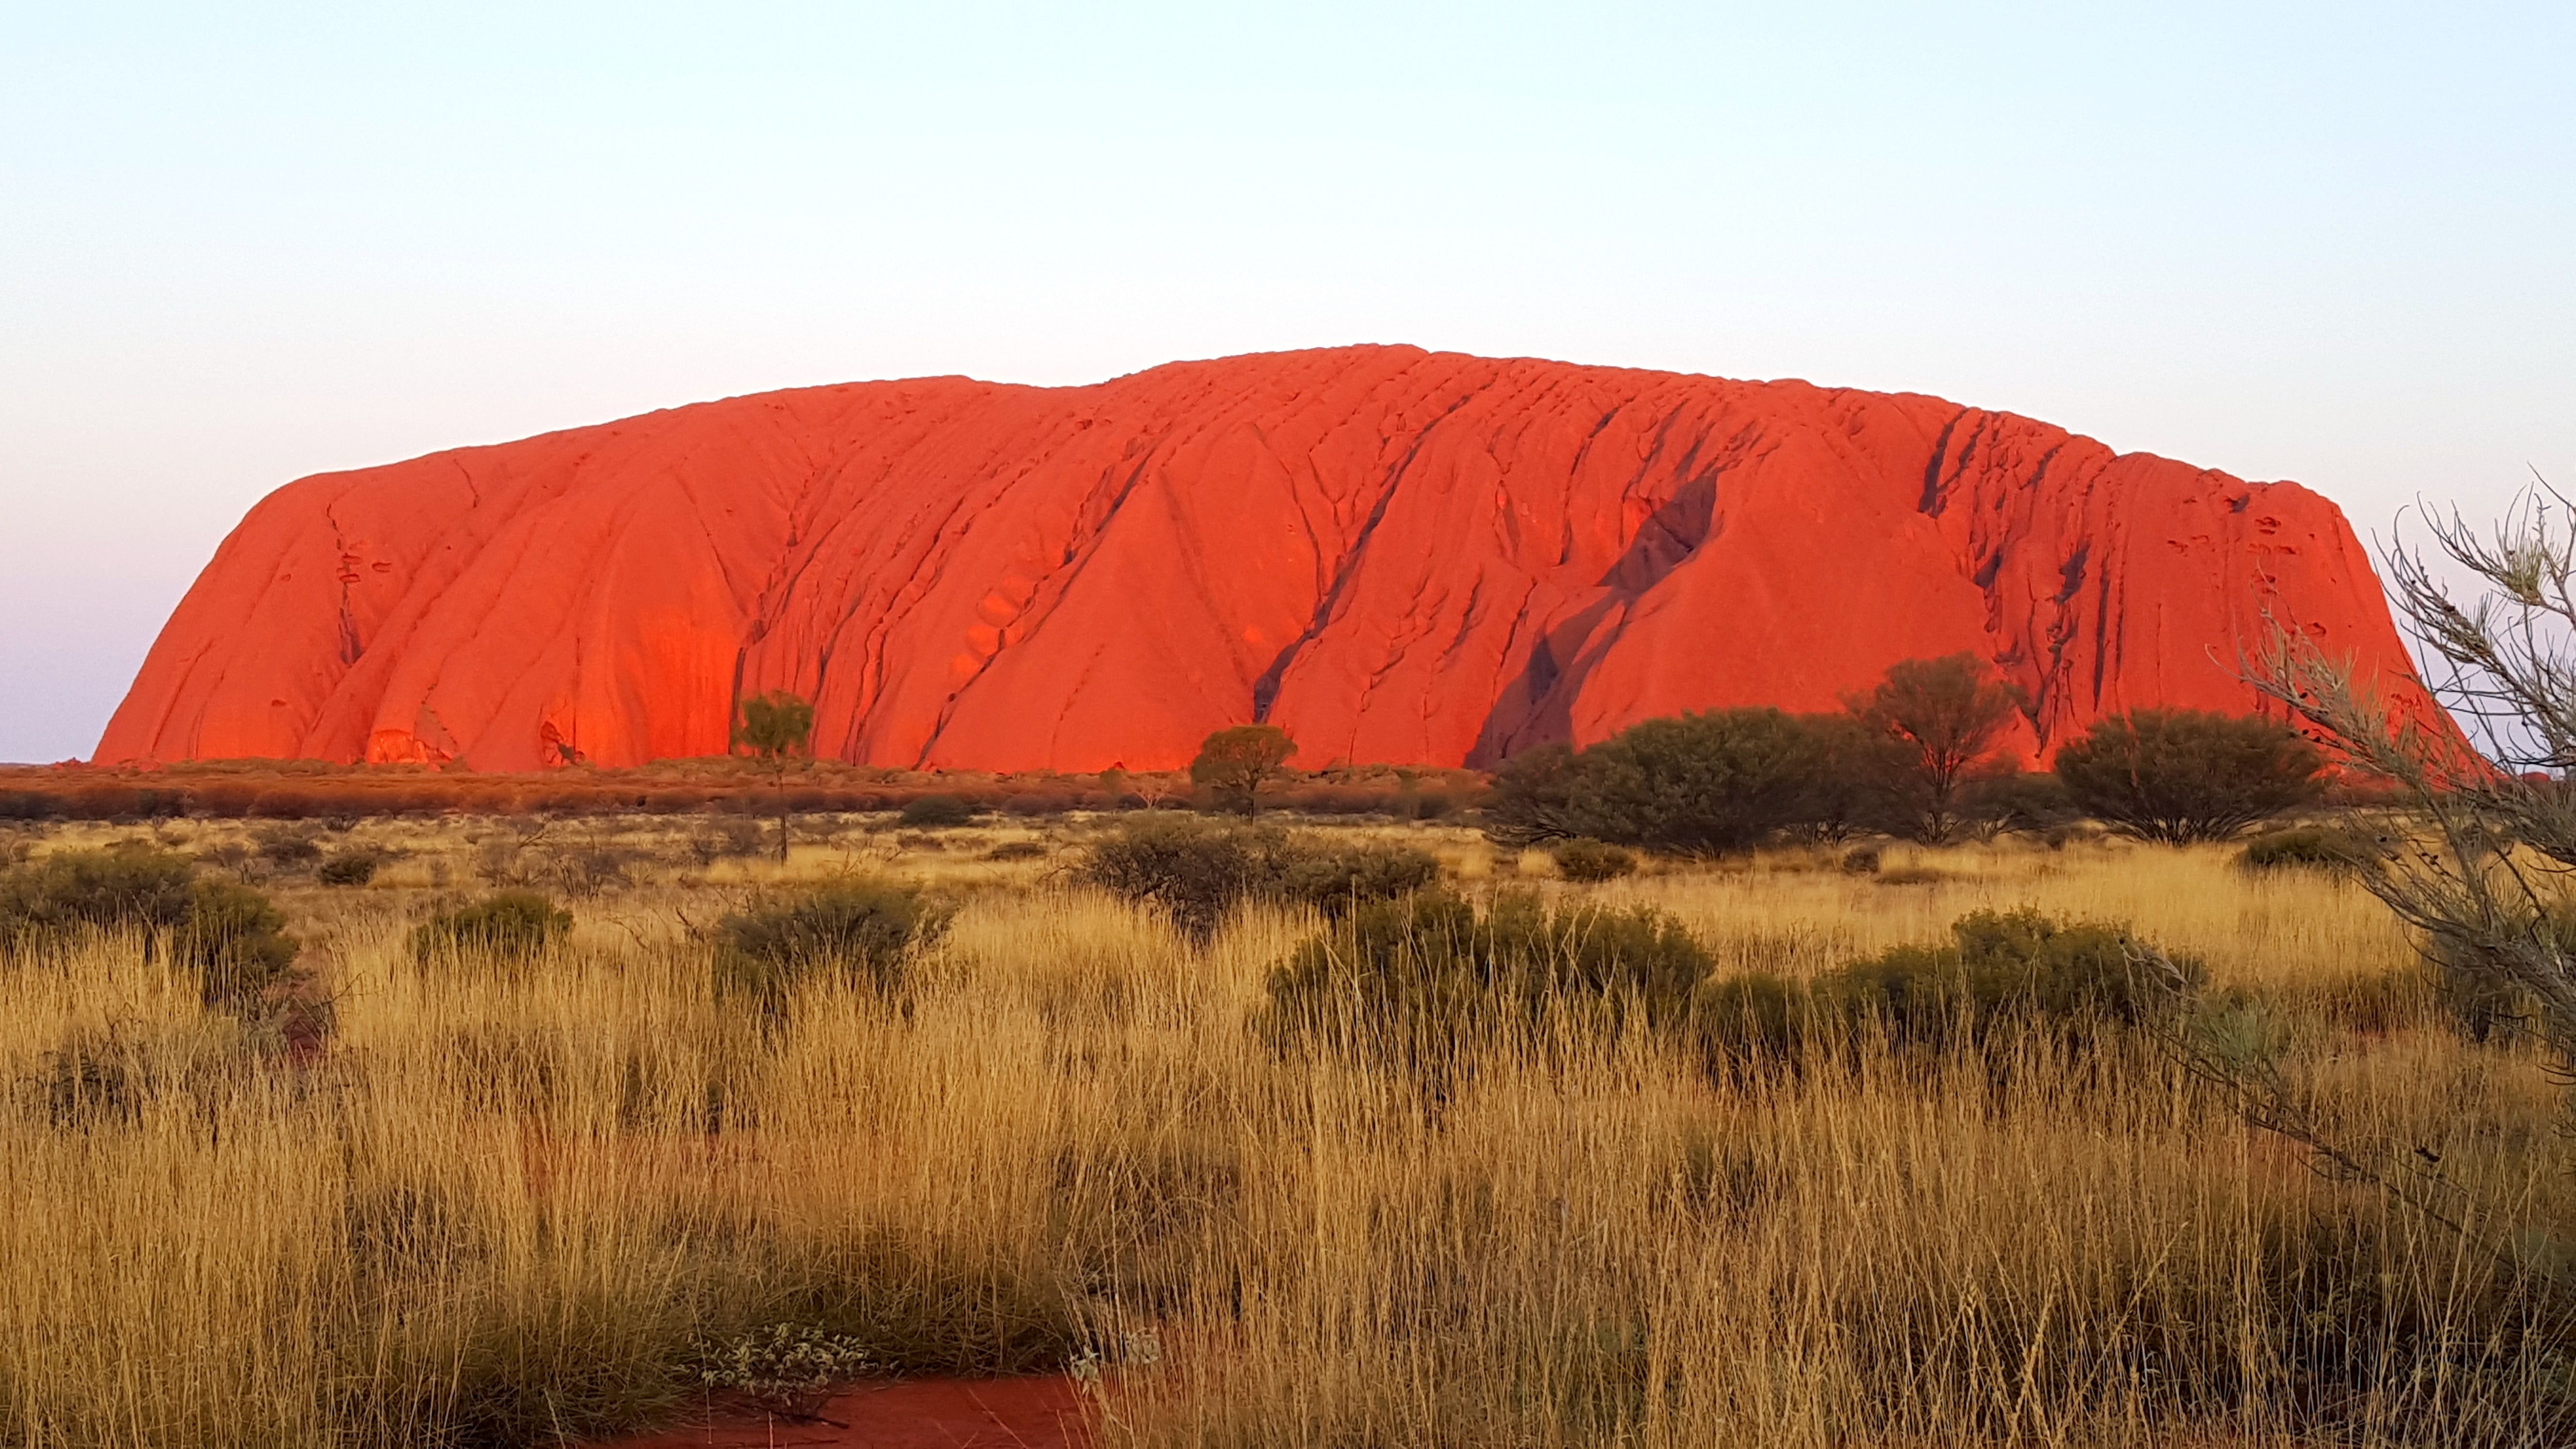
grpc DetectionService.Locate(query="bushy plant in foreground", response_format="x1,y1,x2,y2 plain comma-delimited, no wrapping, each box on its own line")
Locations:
1695,907,2204,1065
698,1323,875,1421
178,878,304,1008
1076,816,1269,942
0,845,300,1008
410,890,572,966
1551,838,1637,882
1263,888,1714,1071
1272,837,1442,918
0,845,196,938
713,878,951,1023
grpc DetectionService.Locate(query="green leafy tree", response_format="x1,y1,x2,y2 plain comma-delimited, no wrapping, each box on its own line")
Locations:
733,690,817,861
2052,708,2324,843
1486,709,1822,855
1846,654,2027,842
1191,724,1297,815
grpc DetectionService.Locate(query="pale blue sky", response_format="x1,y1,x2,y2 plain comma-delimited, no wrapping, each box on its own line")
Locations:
3,2,2569,761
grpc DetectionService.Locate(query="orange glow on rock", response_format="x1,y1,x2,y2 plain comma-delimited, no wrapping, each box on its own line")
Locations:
97,346,2430,772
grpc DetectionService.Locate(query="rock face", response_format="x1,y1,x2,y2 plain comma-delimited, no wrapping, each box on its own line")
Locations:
99,345,2421,772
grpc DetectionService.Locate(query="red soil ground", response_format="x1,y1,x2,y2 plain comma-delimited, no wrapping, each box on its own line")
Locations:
591,1377,1089,1449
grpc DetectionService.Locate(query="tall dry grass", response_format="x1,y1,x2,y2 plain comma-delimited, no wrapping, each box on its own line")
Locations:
0,819,2569,1447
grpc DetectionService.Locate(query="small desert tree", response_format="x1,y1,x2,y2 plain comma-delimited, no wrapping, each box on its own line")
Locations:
1191,724,1297,815
2052,708,2324,843
733,690,817,862
1846,654,2026,842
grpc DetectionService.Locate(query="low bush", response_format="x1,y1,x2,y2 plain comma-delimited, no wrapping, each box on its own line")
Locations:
1398,790,1456,821
982,840,1050,862
1273,839,1442,917
713,879,951,1021
898,794,975,828
546,844,636,897
1551,839,1637,882
2238,827,2360,872
1263,889,1713,1072
177,879,303,1008
1078,819,1441,940
698,1323,875,1422
689,818,768,866
317,848,389,886
254,826,322,869
0,845,197,938
1000,792,1077,817
1694,907,2201,1066
1077,816,1272,942
0,846,301,1009
410,891,573,965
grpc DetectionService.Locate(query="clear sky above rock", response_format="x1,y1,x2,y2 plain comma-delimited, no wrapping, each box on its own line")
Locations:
2,1,2569,762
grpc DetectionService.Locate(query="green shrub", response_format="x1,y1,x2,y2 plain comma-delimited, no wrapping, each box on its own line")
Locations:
177,879,303,1008
1263,889,1713,1071
713,879,950,1023
1079,820,1441,939
1077,816,1277,942
0,845,197,939
254,826,322,868
1695,907,2200,1065
698,1323,875,1422
410,890,573,965
898,794,974,828
1273,839,1442,917
2054,709,2325,843
2237,827,2360,872
0,846,301,1009
1486,709,1832,855
1687,970,1810,1062
1551,839,1636,882
317,848,388,886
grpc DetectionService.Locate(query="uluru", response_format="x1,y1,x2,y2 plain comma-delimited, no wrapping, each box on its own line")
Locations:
97,345,2418,773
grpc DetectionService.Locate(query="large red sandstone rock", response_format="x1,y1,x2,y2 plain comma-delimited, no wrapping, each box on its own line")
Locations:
97,346,2422,772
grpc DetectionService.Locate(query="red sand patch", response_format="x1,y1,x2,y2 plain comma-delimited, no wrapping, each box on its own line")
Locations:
593,1375,1091,1448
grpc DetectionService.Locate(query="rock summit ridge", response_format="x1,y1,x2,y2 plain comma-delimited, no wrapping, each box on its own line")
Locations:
99,345,2419,772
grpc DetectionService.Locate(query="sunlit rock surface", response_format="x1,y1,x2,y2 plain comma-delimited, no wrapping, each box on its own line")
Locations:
99,346,2415,771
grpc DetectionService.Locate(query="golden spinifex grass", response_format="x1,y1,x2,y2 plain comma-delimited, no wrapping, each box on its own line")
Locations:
0,819,2570,1447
